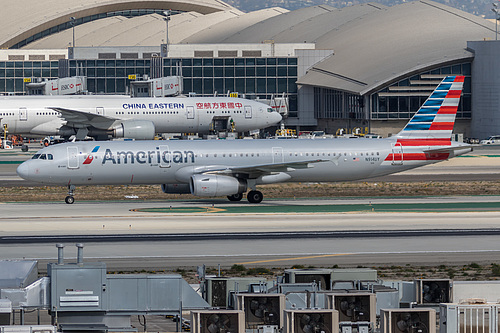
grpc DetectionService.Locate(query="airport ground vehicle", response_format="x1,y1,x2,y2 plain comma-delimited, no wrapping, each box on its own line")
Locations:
480,135,500,145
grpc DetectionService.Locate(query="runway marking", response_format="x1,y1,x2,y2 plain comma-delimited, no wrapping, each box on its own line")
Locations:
133,201,500,214
235,253,354,265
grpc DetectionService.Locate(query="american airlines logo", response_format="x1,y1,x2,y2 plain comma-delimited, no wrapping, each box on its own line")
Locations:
83,146,100,165
101,147,195,165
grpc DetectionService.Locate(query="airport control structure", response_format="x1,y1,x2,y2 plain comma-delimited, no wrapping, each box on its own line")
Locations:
2,244,500,333
0,0,500,139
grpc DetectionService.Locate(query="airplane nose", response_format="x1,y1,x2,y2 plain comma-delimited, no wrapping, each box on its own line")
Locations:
274,112,283,123
16,162,30,180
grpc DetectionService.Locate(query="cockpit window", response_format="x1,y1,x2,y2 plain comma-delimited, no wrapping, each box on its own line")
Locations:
267,107,273,113
31,153,53,160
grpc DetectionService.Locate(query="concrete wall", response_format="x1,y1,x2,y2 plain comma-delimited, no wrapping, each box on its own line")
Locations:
468,40,500,140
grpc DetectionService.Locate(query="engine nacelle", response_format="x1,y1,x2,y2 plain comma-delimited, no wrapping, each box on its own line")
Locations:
190,174,247,197
113,120,155,140
161,183,191,194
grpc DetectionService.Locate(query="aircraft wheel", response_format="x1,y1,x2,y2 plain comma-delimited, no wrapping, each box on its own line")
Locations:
65,196,75,204
247,190,263,203
227,193,243,201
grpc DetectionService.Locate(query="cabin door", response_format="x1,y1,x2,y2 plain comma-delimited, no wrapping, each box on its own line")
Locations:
67,146,79,169
392,142,403,165
272,147,284,163
245,105,252,119
19,107,27,121
187,106,195,119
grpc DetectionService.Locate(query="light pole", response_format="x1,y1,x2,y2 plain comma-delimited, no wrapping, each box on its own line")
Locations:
70,16,76,47
163,10,171,57
492,3,499,40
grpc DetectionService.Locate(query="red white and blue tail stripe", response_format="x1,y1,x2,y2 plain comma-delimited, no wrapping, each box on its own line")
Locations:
395,75,464,146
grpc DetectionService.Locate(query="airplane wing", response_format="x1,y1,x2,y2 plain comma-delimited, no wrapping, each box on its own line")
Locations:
48,107,118,129
210,159,328,179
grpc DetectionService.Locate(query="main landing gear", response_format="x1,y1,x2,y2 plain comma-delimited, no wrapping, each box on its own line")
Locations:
246,190,263,204
227,190,264,203
227,193,243,201
65,185,76,204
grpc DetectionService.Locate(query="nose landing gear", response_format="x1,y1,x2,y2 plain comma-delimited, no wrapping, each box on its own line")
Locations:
65,185,76,204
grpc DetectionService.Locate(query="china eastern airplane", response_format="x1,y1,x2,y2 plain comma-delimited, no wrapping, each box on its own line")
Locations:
17,76,471,204
0,95,281,141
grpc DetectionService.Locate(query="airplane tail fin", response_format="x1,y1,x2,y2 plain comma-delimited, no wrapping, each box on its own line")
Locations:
394,75,465,146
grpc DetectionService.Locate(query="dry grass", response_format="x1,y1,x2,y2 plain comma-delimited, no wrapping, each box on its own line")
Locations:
1,181,500,202
108,262,500,283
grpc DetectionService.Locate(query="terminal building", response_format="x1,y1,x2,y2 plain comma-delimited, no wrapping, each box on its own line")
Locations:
1,0,499,139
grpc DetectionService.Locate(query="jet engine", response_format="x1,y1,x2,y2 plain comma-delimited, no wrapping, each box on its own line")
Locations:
161,183,191,194
190,174,247,197
113,120,155,140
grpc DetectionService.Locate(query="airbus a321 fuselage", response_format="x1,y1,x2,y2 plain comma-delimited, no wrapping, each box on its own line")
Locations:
17,76,471,204
0,95,281,141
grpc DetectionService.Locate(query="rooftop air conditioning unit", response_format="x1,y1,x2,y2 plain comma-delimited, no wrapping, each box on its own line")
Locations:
439,303,497,333
326,293,376,324
205,277,265,308
236,293,286,330
415,279,452,304
284,309,339,333
381,308,436,333
284,269,333,290
191,310,244,333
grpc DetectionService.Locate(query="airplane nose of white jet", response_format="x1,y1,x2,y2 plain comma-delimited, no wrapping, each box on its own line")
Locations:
272,111,282,124
16,162,30,180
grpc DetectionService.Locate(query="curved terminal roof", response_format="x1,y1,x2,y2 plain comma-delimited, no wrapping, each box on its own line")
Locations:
297,0,494,94
1,0,237,49
220,3,387,44
178,7,289,44
181,5,331,44
10,0,496,96
24,10,244,48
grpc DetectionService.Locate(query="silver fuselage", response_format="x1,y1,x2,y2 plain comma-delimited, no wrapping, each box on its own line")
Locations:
16,138,471,186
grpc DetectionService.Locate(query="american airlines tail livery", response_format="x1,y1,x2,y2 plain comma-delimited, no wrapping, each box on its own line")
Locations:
17,76,471,204
0,95,281,140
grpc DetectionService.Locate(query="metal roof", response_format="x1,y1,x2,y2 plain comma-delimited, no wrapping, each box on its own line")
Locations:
297,0,494,94
211,5,338,43
178,7,289,44
1,0,237,49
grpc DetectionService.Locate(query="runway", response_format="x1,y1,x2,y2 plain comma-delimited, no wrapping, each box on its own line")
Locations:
1,197,500,272
1,145,500,272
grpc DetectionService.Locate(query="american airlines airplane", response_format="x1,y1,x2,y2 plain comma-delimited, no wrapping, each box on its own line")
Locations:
17,76,471,204
0,95,281,141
